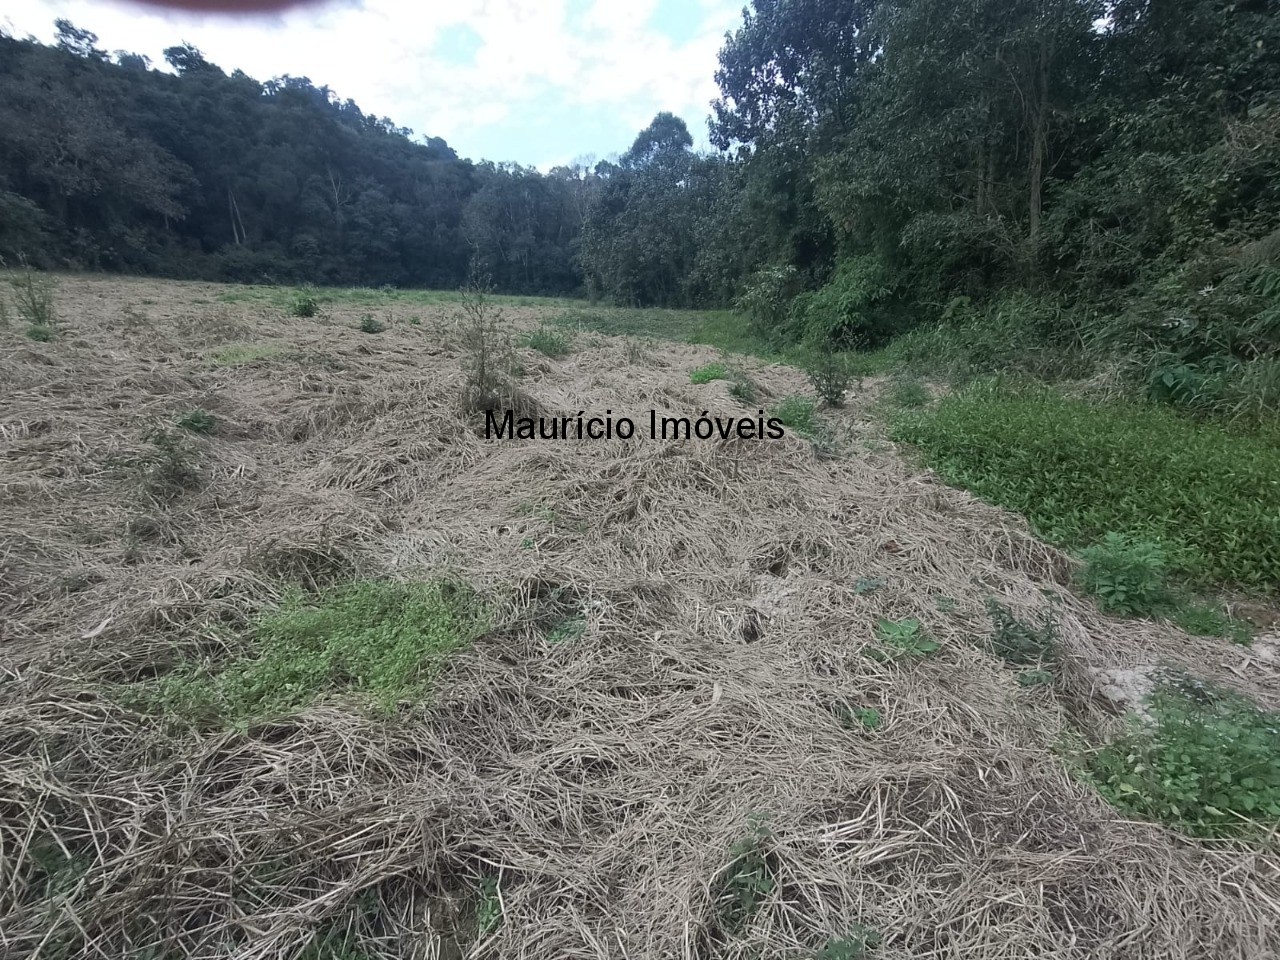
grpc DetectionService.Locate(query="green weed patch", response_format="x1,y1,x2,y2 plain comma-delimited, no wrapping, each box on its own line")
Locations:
139,580,486,726
892,381,1280,590
1088,677,1280,838
690,361,732,384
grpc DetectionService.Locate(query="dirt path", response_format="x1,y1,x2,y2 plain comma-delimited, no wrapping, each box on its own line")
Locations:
2,276,1277,959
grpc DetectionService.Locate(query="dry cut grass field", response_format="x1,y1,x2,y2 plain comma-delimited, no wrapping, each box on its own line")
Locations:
1,276,1277,959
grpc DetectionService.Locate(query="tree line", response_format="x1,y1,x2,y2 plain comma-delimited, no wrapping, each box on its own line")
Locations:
3,3,1278,408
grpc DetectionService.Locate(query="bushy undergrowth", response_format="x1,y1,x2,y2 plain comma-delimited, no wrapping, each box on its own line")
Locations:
892,380,1280,590
1089,677,1280,839
139,580,486,726
879,292,1092,383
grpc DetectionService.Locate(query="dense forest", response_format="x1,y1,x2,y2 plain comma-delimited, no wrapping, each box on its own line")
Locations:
2,2,1278,412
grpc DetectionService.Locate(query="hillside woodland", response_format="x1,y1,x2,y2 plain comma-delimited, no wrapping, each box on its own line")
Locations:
2,2,1276,422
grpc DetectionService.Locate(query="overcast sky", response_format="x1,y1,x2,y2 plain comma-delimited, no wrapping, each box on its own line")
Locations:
2,0,742,169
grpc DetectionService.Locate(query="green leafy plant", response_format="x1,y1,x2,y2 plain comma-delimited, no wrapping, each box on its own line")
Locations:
1017,669,1055,687
835,702,882,731
815,927,882,960
771,395,817,436
1089,677,1280,838
868,618,939,660
524,325,571,357
139,580,486,726
713,815,776,933
690,361,731,384
177,409,217,435
983,599,1058,666
25,323,55,342
476,877,503,938
358,313,386,334
1078,534,1171,616
142,428,202,498
547,614,586,644
806,353,855,406
729,371,757,404
289,291,320,317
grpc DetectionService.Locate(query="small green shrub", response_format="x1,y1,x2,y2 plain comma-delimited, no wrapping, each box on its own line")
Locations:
1078,534,1171,616
289,291,320,317
984,599,1058,666
888,378,930,408
547,615,586,644
25,324,55,342
713,816,776,933
868,618,939,661
690,361,731,384
729,371,757,404
1017,669,1055,687
525,325,571,357
834,703,882,730
806,353,855,406
815,928,882,960
771,395,817,436
477,877,503,937
177,409,217,435
1089,677,1280,838
458,283,519,412
358,313,386,334
13,268,57,328
736,263,801,343
142,429,202,497
142,580,485,726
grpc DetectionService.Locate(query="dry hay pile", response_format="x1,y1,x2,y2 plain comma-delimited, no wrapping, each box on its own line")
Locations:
2,277,1278,960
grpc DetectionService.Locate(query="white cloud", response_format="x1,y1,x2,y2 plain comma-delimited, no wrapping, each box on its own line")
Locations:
3,0,743,164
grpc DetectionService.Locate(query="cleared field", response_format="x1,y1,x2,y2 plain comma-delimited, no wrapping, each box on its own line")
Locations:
2,276,1278,959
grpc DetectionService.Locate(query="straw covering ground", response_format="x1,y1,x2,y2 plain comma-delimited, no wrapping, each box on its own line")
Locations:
2,277,1278,959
